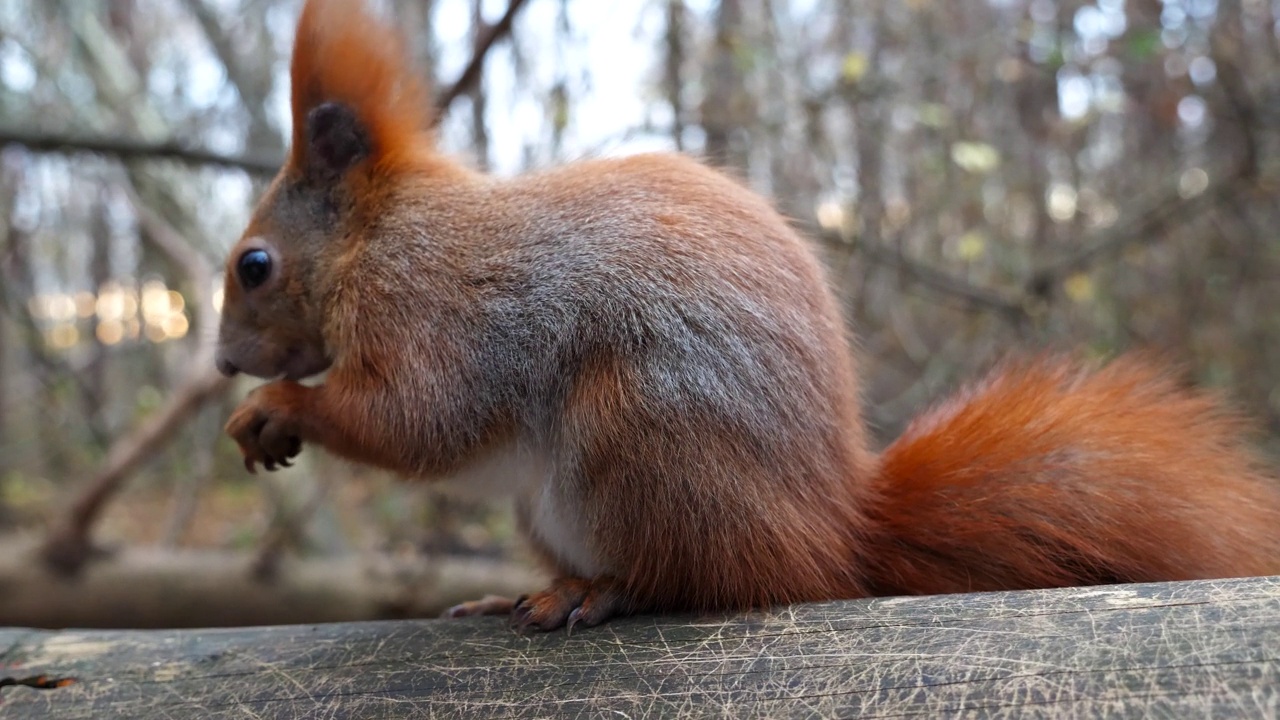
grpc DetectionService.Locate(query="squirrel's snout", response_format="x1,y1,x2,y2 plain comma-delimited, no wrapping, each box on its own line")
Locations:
216,356,241,377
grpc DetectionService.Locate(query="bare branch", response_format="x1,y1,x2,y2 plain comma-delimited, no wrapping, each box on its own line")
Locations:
126,185,217,320
41,185,232,576
0,128,282,176
433,0,532,119
0,224,112,446
251,474,334,581
1027,162,1258,297
6,0,534,170
664,0,687,151
179,0,278,142
41,367,230,575
817,226,1030,322
10,540,547,627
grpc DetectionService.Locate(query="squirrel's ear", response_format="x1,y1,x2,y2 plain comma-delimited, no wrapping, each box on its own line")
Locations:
304,102,370,182
288,0,432,178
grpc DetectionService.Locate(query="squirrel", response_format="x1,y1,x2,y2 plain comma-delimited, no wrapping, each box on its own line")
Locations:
216,0,1280,631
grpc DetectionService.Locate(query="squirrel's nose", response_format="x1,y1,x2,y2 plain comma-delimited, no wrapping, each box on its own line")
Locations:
216,356,240,377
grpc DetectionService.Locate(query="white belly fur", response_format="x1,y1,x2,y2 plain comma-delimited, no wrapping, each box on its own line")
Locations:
434,440,602,577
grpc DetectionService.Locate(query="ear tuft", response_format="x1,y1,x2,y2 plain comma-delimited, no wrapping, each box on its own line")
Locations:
289,0,431,177
306,102,370,182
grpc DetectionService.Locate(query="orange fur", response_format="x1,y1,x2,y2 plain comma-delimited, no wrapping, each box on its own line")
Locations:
868,356,1280,594
216,0,1280,631
288,0,430,175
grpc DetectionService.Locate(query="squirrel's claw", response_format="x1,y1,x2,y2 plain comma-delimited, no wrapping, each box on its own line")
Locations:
509,577,625,632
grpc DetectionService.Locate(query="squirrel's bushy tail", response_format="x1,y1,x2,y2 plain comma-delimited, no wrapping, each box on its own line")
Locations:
865,356,1280,595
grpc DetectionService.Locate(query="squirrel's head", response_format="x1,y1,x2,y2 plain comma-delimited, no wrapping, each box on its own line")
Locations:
215,0,432,380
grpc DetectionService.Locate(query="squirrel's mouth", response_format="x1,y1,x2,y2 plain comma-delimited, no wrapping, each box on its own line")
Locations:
214,342,330,381
216,356,241,377
280,346,332,381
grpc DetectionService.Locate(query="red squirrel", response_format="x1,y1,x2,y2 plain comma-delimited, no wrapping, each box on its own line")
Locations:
216,0,1280,630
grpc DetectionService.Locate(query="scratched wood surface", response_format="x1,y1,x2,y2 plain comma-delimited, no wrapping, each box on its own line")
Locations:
2,576,1277,718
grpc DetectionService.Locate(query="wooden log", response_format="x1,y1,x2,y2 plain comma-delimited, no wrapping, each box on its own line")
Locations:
2,576,1278,718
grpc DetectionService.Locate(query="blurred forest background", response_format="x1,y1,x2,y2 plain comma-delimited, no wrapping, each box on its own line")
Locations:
0,0,1277,628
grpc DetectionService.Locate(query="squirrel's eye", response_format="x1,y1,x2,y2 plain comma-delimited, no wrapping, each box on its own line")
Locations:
237,249,272,290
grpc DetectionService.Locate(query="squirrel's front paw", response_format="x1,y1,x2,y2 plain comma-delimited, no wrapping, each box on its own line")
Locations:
225,381,307,473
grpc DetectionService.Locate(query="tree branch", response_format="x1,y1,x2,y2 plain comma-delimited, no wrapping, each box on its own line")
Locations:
815,225,1030,322
433,0,532,119
41,183,232,576
1,0,534,172
10,540,547,628
1026,162,1258,298
41,367,230,575
0,129,282,176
